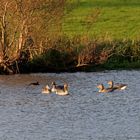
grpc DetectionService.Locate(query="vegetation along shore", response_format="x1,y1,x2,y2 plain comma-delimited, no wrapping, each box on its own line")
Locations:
0,0,140,74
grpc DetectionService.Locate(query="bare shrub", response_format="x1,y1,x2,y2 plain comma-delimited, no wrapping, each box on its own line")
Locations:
0,0,66,74
77,41,113,67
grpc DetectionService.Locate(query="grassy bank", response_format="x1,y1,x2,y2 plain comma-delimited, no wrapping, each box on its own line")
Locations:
63,0,140,39
0,0,140,74
17,36,140,73
0,35,140,74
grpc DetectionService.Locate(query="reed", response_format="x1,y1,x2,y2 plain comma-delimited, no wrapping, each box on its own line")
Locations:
20,35,140,73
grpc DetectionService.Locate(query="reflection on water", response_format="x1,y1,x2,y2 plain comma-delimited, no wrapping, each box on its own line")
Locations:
0,71,139,140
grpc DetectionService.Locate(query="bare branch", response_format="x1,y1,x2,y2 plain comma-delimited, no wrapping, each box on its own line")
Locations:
8,26,19,48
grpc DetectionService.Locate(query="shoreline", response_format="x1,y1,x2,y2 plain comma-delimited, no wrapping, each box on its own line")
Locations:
7,63,140,74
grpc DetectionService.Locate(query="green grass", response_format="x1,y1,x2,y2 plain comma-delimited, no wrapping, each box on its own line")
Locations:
63,0,140,39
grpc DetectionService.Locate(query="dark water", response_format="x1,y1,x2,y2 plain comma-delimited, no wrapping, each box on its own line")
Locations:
0,70,139,140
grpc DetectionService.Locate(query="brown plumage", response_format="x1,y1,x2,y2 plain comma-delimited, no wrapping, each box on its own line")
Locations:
108,80,127,90
51,82,69,96
97,84,114,93
42,85,51,94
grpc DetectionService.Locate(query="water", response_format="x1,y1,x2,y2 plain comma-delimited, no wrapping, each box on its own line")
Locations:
0,70,139,140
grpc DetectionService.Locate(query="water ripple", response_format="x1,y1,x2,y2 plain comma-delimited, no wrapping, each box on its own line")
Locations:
0,70,139,140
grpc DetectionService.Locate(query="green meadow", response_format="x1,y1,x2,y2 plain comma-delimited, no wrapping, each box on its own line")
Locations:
63,0,140,39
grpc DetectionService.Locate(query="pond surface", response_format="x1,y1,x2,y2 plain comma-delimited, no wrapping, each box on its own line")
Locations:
0,70,139,140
